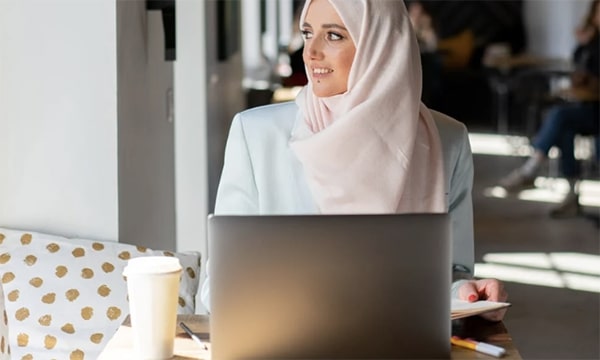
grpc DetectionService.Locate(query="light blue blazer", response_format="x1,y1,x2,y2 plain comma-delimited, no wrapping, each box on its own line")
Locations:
214,101,474,272
202,102,475,311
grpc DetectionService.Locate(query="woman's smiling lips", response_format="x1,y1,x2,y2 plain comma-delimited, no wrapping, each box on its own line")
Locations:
311,67,334,79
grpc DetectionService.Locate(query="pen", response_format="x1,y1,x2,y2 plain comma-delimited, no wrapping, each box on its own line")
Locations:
451,336,506,358
179,321,208,350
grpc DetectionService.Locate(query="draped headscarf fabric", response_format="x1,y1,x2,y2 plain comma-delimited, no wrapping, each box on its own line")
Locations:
290,0,447,214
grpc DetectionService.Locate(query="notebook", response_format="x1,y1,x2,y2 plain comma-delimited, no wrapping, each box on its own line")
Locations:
208,214,452,359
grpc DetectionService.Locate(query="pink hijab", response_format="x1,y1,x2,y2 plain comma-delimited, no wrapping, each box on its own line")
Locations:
290,0,447,214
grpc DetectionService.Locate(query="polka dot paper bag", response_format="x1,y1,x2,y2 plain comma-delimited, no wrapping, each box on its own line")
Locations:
0,228,200,360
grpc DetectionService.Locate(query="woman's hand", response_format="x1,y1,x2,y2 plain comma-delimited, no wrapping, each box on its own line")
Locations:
458,278,508,322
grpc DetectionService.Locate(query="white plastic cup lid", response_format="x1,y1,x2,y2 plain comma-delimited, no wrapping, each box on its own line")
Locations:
123,256,182,276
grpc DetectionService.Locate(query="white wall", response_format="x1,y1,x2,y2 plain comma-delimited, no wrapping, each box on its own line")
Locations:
0,0,118,241
524,0,592,59
174,0,208,256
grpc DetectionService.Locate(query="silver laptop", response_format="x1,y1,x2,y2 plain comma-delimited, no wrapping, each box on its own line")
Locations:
208,214,451,359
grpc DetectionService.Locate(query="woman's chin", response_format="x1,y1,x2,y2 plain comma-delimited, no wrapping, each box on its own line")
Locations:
311,87,347,98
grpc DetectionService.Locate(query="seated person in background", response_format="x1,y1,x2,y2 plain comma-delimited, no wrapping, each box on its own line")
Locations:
203,0,508,320
407,0,437,53
499,0,599,218
408,0,442,108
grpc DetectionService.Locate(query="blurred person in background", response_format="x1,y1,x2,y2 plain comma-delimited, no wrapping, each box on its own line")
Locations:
407,0,443,109
498,0,599,218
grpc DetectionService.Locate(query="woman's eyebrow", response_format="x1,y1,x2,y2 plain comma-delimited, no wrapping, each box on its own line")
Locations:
301,22,348,33
321,23,348,32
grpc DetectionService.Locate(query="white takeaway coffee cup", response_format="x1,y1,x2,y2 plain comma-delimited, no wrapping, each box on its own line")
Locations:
124,256,182,359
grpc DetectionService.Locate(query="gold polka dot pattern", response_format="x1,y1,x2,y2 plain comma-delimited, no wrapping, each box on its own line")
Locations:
0,269,8,360
61,323,75,334
97,285,111,297
0,228,200,360
80,268,94,279
28,277,43,288
106,307,121,320
16,333,28,347
41,293,56,304
70,349,84,360
55,266,68,278
1,273,14,284
44,335,57,349
20,234,32,245
90,333,103,344
65,289,80,302
46,243,60,253
24,255,37,266
80,307,93,320
72,248,85,258
0,254,10,264
186,267,196,279
101,262,114,273
38,314,52,326
6,290,19,302
15,308,29,321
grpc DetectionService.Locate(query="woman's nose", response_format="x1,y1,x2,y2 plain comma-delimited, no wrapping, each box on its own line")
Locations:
305,37,324,60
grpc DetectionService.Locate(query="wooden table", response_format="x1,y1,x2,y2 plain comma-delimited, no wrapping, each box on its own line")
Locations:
99,314,522,359
98,315,210,360
452,315,522,359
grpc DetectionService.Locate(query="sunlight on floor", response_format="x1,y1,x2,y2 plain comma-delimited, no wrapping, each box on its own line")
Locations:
469,132,595,160
475,252,600,293
483,177,600,207
482,252,600,275
468,133,532,157
470,133,600,207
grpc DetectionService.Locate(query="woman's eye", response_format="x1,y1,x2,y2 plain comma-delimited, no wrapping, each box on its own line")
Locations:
328,32,343,41
301,30,312,40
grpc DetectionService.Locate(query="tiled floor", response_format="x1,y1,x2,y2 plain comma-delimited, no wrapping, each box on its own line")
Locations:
470,146,599,359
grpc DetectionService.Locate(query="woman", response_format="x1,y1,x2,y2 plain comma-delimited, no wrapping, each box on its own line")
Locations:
203,0,507,321
499,0,599,218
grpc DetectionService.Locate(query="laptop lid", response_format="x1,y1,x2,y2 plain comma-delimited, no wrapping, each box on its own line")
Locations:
208,214,451,359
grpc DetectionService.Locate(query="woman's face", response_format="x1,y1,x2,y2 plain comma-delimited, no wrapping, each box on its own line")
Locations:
302,0,356,97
